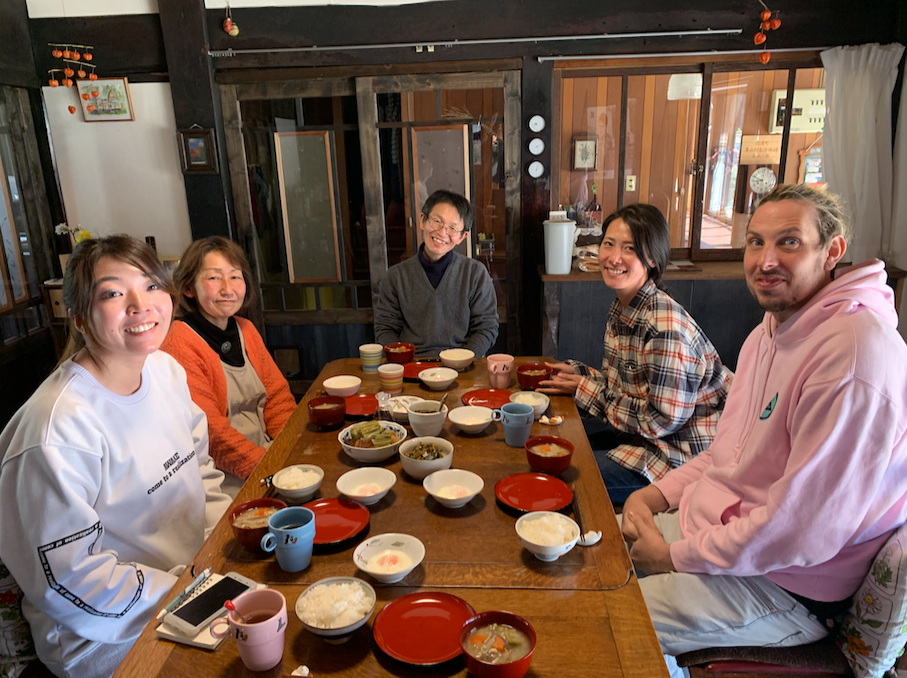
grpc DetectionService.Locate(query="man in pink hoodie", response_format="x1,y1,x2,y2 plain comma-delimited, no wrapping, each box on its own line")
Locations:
620,184,907,676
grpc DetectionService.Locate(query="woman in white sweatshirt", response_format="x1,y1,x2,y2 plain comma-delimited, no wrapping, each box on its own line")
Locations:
0,235,230,678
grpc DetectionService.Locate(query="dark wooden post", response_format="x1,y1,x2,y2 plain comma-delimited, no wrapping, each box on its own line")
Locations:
157,0,234,240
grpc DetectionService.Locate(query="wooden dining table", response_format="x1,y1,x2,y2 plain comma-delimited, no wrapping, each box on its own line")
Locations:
115,357,668,678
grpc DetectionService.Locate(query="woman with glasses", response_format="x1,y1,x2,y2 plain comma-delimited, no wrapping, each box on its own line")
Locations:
374,189,499,357
538,204,732,505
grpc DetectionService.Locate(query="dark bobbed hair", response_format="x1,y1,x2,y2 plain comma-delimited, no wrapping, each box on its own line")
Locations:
58,234,175,365
173,236,256,319
421,189,475,233
601,203,671,286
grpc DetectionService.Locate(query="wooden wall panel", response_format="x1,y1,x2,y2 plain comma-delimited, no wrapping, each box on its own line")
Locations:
624,76,646,205
558,78,575,208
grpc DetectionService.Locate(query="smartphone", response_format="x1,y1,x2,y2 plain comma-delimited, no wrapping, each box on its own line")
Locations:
162,572,259,636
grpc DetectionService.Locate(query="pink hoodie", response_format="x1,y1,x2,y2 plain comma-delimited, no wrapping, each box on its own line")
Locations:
654,260,907,601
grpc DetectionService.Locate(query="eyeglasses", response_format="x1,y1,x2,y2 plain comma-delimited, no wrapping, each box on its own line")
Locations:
426,215,465,237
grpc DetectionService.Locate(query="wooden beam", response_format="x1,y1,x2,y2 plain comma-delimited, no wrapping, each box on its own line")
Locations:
354,77,388,298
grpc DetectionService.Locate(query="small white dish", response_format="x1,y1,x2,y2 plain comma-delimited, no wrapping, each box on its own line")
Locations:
439,348,475,371
510,391,550,420
423,469,484,509
352,533,425,584
338,421,407,463
448,406,493,434
515,511,580,562
418,367,459,391
388,395,423,424
271,464,324,502
323,375,362,397
295,577,376,643
336,467,396,505
398,436,454,479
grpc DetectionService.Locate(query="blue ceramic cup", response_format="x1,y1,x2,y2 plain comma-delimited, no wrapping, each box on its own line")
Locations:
260,507,316,573
492,402,535,448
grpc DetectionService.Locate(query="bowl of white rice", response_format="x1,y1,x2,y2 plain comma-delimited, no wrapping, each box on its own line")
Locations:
295,577,377,643
515,511,580,562
272,464,324,502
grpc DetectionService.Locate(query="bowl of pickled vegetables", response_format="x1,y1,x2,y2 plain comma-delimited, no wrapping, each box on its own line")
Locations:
338,420,408,463
398,436,454,479
459,611,537,678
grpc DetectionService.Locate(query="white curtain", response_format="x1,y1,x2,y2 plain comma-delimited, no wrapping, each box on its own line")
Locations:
821,43,905,263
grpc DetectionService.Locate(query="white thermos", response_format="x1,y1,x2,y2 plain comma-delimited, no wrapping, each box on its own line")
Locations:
543,210,576,275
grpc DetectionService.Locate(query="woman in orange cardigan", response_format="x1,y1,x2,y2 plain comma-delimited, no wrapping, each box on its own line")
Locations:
161,237,295,496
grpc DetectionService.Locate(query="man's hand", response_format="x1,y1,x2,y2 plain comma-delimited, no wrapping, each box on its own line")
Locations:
537,371,583,396
621,486,670,543
626,511,675,574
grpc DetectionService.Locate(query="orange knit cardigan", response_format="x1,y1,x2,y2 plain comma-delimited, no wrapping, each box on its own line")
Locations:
161,317,296,479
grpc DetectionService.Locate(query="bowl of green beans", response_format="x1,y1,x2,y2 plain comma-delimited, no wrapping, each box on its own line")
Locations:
338,420,408,463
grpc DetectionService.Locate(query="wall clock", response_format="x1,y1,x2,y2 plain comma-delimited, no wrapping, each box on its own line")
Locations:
749,167,777,194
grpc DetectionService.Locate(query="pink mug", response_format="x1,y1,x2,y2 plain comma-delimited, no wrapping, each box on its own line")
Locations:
210,589,287,671
487,354,515,389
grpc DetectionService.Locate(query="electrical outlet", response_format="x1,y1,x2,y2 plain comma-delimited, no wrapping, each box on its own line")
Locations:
625,175,637,192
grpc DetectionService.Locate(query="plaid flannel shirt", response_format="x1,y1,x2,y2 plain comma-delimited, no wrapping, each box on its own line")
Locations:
571,280,733,482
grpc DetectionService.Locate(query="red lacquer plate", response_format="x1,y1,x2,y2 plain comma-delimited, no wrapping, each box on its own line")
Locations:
461,388,513,409
402,361,440,380
373,592,476,665
303,497,370,544
345,393,378,418
494,473,573,512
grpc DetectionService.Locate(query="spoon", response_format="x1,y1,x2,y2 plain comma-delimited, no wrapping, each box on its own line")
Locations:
224,599,249,623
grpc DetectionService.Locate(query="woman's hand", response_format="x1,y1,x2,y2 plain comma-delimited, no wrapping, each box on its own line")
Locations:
537,372,583,396
545,362,576,376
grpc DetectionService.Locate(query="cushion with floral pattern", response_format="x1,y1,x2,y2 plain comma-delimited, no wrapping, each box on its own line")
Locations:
0,558,36,678
837,525,907,675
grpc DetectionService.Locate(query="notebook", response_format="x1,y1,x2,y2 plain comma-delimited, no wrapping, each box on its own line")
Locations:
155,573,265,650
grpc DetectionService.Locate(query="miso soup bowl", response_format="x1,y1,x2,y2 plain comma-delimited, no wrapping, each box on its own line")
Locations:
524,435,574,475
459,610,537,678
230,498,288,554
307,395,346,428
516,363,553,390
383,342,415,364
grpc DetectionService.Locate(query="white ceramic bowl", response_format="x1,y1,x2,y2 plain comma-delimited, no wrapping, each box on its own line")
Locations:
336,467,396,505
439,348,475,371
418,366,459,391
388,395,423,424
338,421,408,463
447,406,493,434
515,511,580,562
295,577,377,643
323,375,362,397
271,464,324,502
406,401,448,437
398,436,454,479
423,469,484,509
352,533,425,584
510,391,551,420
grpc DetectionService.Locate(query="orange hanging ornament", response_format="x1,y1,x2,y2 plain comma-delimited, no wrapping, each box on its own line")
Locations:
754,32,767,45
71,51,80,60
83,52,92,61
760,51,771,64
760,9,772,20
62,49,71,59
49,79,59,87
63,67,74,77
62,78,73,87
51,49,62,58
77,69,86,78
68,106,76,114
770,17,781,29
89,73,98,81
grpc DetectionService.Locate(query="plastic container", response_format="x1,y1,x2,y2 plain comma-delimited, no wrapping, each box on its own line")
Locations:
543,215,576,275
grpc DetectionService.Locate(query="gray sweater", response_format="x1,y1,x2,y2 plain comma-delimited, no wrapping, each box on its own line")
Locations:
373,252,499,357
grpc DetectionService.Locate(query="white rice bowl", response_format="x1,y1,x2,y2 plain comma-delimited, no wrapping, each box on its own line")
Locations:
272,464,324,502
515,511,580,562
295,577,377,643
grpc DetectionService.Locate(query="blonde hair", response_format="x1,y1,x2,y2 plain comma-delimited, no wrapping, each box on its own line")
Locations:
757,184,851,247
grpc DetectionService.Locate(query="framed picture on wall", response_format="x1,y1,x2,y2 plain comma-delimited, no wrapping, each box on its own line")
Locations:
78,77,134,122
573,136,598,170
177,128,218,174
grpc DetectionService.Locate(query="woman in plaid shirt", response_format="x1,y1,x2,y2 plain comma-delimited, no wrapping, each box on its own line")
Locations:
539,204,732,504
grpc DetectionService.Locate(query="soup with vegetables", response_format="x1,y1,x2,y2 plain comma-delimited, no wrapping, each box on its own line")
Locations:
465,623,531,664
402,441,446,460
233,506,278,529
521,369,548,376
529,443,570,457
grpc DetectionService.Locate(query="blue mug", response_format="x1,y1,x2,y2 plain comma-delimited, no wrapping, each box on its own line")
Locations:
260,507,316,573
492,402,535,448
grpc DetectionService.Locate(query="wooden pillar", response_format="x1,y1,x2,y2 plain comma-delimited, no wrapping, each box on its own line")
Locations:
157,0,233,240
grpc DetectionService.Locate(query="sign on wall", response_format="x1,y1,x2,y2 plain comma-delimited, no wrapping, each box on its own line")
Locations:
739,134,782,165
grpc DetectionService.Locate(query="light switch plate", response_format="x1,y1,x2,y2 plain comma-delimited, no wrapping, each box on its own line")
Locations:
625,175,637,192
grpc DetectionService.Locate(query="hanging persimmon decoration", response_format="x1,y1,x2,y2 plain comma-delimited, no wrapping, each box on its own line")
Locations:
47,43,99,114
753,1,781,64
